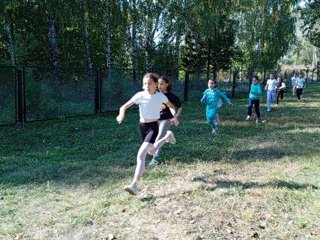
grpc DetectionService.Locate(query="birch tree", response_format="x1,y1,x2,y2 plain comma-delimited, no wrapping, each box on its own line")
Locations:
235,0,298,70
46,0,60,79
104,0,111,74
81,0,93,72
0,0,17,65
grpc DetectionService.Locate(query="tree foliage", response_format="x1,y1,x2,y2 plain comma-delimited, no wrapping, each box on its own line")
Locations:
300,0,320,49
235,0,298,70
0,0,303,72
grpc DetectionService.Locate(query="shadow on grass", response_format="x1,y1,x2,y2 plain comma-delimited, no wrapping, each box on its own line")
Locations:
193,177,319,191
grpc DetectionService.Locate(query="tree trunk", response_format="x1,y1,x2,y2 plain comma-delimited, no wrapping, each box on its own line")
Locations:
105,0,111,77
213,64,218,80
174,31,181,80
81,0,93,73
131,0,138,82
145,10,160,73
4,10,16,66
47,2,60,80
145,38,153,72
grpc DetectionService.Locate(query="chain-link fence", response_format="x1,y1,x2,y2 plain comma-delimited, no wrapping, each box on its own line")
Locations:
0,66,16,125
24,66,96,121
0,66,318,126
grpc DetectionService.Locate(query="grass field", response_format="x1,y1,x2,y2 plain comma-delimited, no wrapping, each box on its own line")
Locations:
1,83,320,240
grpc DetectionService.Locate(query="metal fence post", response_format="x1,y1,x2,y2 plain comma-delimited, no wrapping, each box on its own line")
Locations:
317,61,320,82
184,70,189,102
248,69,253,92
232,70,237,98
95,68,102,115
16,68,25,126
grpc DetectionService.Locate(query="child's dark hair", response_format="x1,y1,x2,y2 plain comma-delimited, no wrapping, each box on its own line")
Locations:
143,73,159,83
209,79,218,87
253,75,259,81
159,76,172,92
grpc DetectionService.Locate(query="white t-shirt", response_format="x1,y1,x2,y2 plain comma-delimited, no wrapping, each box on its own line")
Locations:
131,91,168,122
296,78,305,89
279,82,286,90
266,79,277,91
291,76,298,85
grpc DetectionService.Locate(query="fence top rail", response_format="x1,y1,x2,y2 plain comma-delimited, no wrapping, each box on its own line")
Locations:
0,65,17,69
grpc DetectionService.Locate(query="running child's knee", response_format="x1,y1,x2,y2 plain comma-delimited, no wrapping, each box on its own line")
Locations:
147,146,156,155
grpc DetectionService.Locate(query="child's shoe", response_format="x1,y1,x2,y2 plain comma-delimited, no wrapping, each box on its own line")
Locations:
149,158,158,167
245,115,251,121
165,131,176,144
124,182,138,195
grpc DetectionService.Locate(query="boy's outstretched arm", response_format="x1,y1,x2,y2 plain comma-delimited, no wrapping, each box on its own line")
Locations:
116,100,134,124
166,101,179,126
220,92,232,106
200,94,206,104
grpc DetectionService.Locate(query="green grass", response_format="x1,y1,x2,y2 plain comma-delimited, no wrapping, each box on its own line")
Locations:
1,84,320,239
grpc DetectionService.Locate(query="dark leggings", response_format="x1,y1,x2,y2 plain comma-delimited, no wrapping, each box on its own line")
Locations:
296,88,303,100
276,90,284,104
247,99,260,118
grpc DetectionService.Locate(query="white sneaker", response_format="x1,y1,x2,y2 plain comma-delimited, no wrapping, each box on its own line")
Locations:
215,117,220,126
149,159,158,167
165,131,176,144
212,129,217,134
124,182,138,195
267,109,271,112
255,118,260,124
245,115,251,121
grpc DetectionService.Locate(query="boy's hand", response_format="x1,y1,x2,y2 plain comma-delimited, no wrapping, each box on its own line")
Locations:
229,103,233,107
116,113,124,124
170,117,180,126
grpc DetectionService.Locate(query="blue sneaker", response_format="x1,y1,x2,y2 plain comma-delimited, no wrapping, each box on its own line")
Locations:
149,158,158,167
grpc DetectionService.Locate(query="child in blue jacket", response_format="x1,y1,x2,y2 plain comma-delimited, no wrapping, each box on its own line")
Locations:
201,79,233,134
246,76,262,123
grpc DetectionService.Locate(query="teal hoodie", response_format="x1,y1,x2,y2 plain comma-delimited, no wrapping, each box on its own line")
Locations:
249,83,262,100
201,87,231,108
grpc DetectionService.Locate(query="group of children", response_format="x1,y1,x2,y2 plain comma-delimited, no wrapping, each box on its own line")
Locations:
117,71,305,195
246,72,306,122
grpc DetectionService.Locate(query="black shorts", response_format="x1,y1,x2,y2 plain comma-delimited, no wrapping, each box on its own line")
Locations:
139,121,159,144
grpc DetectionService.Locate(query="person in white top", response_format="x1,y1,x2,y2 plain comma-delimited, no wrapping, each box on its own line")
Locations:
264,73,277,111
276,76,286,105
291,72,298,96
295,72,305,100
117,73,178,195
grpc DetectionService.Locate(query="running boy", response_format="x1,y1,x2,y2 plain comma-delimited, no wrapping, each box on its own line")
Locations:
264,73,277,112
276,76,286,105
149,76,182,167
246,76,262,123
201,79,232,134
291,72,298,96
296,72,305,100
117,73,177,195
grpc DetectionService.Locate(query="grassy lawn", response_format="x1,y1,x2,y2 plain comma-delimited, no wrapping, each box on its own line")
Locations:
1,84,320,240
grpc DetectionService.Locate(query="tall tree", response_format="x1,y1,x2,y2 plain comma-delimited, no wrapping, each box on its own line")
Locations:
300,0,320,49
81,0,93,71
130,0,138,81
235,0,298,70
46,0,60,77
104,0,111,73
3,1,16,66
182,0,236,78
